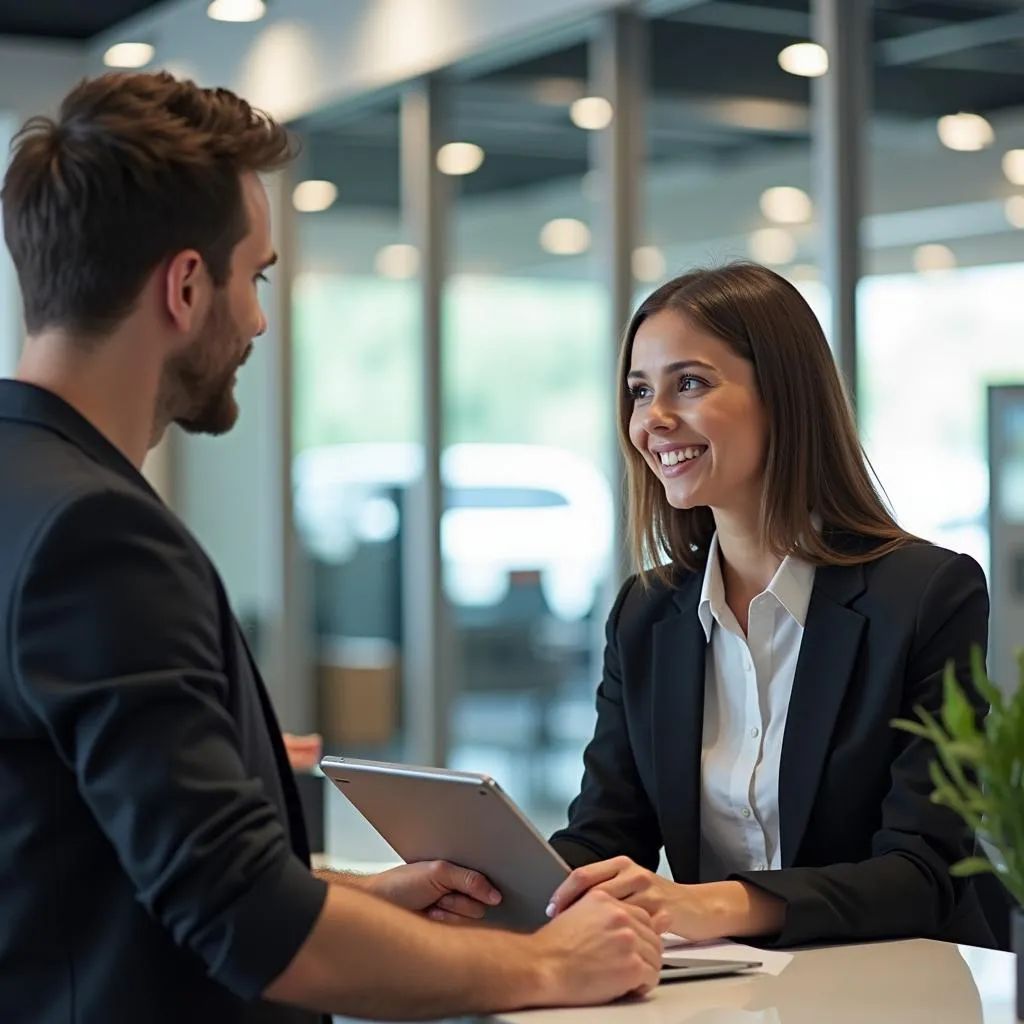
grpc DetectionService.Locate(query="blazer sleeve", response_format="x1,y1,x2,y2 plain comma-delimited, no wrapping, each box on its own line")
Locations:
730,552,989,948
9,488,327,1001
549,577,663,872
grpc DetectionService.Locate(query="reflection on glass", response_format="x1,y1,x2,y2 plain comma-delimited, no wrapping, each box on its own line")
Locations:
441,47,614,836
860,266,1024,577
998,403,1024,526
290,101,417,866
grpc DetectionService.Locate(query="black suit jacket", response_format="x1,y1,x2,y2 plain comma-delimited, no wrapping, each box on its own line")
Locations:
550,539,995,949
0,381,328,1023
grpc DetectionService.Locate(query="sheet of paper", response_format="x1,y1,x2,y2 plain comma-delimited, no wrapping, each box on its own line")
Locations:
662,937,793,977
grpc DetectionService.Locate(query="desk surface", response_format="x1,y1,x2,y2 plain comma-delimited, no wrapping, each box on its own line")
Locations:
490,940,1018,1024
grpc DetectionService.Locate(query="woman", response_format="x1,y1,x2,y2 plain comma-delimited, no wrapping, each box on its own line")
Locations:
546,262,993,949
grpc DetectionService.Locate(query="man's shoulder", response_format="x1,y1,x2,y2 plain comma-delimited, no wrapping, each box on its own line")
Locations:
0,423,204,594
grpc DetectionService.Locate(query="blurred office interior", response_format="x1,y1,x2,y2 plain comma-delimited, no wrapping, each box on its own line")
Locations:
2,0,1024,863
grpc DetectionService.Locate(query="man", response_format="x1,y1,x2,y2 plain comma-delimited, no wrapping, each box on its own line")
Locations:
0,73,664,1023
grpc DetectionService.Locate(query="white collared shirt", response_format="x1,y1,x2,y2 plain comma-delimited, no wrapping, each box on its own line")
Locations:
697,533,816,880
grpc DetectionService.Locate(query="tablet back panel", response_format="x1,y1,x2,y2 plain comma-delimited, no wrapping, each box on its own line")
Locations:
320,757,570,932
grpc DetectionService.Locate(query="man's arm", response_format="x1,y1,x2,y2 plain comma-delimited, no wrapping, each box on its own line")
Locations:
11,489,328,1000
265,883,665,1020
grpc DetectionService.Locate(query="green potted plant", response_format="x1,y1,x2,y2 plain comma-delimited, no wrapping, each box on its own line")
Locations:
893,646,1023,1021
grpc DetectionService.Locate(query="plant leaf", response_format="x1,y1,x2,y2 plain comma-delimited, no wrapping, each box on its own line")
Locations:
950,857,995,878
940,661,976,741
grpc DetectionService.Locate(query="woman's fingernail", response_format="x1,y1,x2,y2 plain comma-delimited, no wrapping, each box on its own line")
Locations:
488,889,501,905
545,902,556,918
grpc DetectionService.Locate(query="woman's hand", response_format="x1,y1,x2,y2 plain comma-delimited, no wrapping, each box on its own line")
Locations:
546,856,784,942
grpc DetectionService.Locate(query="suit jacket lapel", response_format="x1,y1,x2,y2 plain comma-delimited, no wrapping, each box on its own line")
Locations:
779,561,867,866
651,575,706,883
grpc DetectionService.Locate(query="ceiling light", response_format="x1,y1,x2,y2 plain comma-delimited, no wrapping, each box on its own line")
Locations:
437,142,484,176
1002,149,1024,186
913,243,956,274
632,246,667,283
1005,196,1024,229
777,42,828,78
207,0,266,22
570,97,614,131
292,180,337,213
103,42,154,68
759,186,813,225
937,112,994,152
375,244,420,279
539,218,591,256
748,228,797,266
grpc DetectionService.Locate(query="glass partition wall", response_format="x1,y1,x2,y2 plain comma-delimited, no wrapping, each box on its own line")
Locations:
283,1,1024,861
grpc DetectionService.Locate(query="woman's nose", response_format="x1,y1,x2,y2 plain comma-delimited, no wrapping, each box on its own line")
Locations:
643,394,678,433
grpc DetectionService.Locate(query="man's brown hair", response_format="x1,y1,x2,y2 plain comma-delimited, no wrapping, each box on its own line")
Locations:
2,71,295,337
619,262,916,584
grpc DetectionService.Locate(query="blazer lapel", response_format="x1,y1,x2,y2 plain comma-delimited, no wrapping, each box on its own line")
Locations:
779,562,867,866
651,575,706,883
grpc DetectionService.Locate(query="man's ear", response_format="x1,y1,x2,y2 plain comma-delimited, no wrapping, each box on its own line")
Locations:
164,250,210,334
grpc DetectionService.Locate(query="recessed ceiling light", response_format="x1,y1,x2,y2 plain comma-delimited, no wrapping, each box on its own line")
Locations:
937,112,993,152
632,246,667,283
375,244,420,279
437,142,485,176
913,243,956,274
759,186,813,225
207,0,266,23
1005,196,1024,229
539,218,591,256
1002,150,1024,186
570,97,614,131
778,42,828,78
292,180,337,213
103,42,155,68
748,228,797,266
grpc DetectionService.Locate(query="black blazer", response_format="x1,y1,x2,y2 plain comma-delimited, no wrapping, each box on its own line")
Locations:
0,381,327,1024
550,539,995,949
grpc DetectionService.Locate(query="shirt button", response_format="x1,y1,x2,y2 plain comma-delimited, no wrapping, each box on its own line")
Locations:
750,727,760,739
741,807,752,818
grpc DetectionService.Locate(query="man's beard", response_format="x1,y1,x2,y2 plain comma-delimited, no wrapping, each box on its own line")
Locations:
158,297,251,437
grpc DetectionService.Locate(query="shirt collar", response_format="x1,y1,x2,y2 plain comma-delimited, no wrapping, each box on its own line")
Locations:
697,531,815,643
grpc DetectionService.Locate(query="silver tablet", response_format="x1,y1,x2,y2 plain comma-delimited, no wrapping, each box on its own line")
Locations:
659,958,761,983
320,756,570,932
320,756,763,983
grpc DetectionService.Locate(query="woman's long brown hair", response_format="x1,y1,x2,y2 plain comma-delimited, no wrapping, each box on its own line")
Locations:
618,262,917,583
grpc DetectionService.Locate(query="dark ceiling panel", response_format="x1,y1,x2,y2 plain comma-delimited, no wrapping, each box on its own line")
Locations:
0,0,164,40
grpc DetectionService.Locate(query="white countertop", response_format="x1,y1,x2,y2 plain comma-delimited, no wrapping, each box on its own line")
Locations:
494,940,1018,1024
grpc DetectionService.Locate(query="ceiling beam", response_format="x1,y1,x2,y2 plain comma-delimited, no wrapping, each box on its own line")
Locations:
879,10,1024,66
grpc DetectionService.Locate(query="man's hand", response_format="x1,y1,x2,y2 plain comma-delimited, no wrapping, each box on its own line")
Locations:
363,861,502,924
528,890,668,1005
282,732,322,773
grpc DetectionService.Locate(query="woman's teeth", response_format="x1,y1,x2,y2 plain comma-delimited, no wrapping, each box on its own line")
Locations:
658,446,706,466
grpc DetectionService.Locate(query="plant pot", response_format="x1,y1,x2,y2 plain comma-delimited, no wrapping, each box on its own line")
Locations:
1015,907,1023,1022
